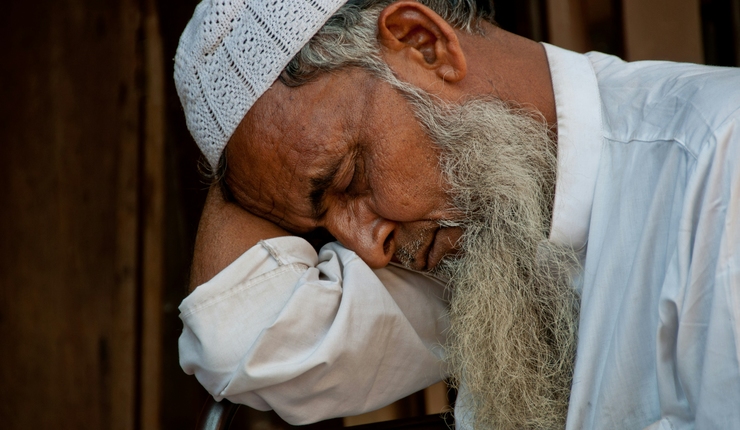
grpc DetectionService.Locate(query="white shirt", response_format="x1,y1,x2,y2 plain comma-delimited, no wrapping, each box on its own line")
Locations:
179,44,740,428
178,239,450,424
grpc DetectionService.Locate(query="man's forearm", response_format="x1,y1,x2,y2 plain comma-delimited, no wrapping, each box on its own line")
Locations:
180,238,449,424
190,184,289,291
181,187,449,424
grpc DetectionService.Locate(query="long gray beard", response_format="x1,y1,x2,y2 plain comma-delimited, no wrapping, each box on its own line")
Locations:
400,86,581,429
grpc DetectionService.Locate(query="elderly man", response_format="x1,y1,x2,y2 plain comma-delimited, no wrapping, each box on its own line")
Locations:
175,0,740,428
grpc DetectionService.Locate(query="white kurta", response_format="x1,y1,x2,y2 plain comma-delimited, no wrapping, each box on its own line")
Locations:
179,44,740,428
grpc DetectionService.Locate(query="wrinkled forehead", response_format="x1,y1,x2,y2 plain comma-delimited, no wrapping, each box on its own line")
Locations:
223,69,377,223
238,68,375,161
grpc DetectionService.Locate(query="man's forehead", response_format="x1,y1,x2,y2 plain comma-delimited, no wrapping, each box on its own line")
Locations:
241,68,377,154
227,144,351,232
225,70,378,225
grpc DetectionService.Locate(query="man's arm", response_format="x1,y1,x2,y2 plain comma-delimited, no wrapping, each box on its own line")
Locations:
189,184,288,290
180,184,449,424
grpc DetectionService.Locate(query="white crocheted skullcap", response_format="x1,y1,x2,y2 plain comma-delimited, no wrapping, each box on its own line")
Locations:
175,0,350,169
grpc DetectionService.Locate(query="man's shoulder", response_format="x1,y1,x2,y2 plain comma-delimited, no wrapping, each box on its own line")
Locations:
586,52,740,148
589,53,740,113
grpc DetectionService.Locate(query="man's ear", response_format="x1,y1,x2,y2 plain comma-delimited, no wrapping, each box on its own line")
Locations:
378,1,467,84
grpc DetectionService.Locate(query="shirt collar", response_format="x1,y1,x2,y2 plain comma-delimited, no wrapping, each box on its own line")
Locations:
543,43,604,252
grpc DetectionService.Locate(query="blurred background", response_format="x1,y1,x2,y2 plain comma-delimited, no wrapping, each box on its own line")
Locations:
1,0,737,428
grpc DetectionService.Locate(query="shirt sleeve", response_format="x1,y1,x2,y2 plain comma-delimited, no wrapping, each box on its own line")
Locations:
178,236,449,425
678,115,740,429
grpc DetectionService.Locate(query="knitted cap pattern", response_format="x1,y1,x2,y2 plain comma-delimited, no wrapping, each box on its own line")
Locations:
175,0,349,169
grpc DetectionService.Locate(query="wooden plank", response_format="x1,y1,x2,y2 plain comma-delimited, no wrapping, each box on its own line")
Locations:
140,0,166,429
622,0,704,62
344,403,407,427
0,1,142,428
112,1,142,429
546,0,590,52
423,381,451,415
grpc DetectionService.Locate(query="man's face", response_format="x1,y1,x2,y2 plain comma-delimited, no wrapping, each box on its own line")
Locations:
226,68,462,270
228,61,578,428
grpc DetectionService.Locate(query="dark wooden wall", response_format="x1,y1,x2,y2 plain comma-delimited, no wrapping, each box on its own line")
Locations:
0,1,141,428
0,1,737,429
0,0,205,428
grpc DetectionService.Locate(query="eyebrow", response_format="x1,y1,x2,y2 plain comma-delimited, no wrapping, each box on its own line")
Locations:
309,156,345,219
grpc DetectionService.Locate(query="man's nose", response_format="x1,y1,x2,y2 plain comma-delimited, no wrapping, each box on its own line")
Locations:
330,205,396,269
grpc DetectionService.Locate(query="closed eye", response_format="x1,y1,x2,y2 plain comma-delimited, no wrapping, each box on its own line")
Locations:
343,154,366,197
309,148,363,219
309,158,343,219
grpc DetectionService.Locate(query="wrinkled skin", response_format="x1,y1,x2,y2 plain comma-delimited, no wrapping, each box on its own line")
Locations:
215,2,555,275
226,68,463,270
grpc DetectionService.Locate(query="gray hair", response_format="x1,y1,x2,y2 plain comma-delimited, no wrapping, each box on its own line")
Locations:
280,0,495,87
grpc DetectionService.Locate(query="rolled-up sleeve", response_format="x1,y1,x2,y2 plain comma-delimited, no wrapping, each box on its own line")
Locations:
179,236,449,424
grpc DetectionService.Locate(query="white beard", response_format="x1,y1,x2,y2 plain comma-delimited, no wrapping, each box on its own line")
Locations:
396,83,581,429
